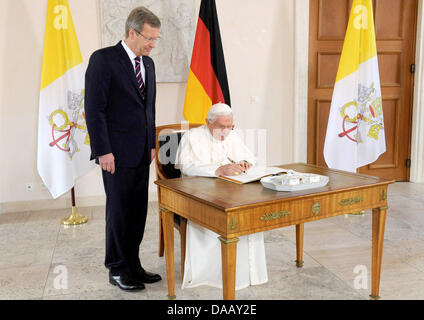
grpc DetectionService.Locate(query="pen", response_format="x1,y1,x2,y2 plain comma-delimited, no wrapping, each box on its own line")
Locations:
228,157,247,173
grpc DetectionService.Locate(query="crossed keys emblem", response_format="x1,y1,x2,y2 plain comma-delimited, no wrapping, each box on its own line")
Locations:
338,83,384,143
48,90,90,159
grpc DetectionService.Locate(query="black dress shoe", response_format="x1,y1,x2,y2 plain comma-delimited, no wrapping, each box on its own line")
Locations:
109,273,145,291
133,268,162,284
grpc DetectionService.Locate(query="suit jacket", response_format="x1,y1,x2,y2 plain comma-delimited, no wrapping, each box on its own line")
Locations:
84,42,156,167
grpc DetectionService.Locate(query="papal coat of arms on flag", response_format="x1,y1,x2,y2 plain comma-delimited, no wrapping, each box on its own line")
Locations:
37,0,94,199
338,83,383,143
48,90,90,159
324,0,386,173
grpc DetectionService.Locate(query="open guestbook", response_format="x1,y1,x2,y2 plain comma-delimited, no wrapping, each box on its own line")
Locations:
218,166,286,184
219,166,329,191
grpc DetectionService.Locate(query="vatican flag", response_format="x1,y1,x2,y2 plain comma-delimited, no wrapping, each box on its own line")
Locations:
323,0,386,173
37,0,94,199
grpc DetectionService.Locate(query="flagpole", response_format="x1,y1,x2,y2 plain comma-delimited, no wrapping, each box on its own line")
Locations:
61,187,88,225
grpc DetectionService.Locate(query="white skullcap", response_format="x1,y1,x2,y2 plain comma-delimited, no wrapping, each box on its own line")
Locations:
206,103,232,122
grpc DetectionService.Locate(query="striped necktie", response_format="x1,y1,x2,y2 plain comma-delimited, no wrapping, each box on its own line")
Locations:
134,57,145,100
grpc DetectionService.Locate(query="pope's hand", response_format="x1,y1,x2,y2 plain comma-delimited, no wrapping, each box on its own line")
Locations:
99,153,115,174
215,163,246,176
237,160,252,171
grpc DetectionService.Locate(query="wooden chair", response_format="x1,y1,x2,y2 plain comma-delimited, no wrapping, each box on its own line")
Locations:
155,123,203,280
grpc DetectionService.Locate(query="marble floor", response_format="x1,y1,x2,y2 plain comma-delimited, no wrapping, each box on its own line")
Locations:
1,182,424,300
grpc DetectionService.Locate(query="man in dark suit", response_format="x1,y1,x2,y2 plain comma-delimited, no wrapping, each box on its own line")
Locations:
84,6,162,291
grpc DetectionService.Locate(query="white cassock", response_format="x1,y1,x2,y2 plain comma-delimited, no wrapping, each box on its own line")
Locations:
175,125,268,290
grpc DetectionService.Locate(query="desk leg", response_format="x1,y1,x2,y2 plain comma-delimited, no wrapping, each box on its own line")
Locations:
295,223,304,268
218,236,239,300
161,208,176,300
370,207,387,300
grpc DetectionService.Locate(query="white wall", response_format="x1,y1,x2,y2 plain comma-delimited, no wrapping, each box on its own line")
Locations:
0,0,295,212
411,0,424,183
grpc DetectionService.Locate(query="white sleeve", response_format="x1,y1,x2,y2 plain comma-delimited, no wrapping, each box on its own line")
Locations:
179,164,220,177
175,132,219,177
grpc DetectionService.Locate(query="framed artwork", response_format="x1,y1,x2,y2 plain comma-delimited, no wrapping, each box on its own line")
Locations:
99,0,196,82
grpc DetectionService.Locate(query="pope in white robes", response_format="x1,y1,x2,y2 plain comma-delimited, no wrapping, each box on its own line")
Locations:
175,103,268,290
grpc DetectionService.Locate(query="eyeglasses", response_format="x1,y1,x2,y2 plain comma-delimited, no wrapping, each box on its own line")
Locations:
134,29,161,43
212,124,235,130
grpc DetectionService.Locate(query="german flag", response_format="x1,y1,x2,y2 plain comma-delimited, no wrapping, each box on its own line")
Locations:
183,0,231,124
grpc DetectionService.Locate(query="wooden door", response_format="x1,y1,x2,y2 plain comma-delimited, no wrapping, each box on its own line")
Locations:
308,0,417,181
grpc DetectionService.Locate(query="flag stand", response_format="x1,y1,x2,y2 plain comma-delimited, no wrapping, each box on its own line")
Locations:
61,187,88,225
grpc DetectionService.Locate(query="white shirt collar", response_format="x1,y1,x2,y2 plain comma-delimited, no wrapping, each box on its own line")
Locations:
121,40,143,69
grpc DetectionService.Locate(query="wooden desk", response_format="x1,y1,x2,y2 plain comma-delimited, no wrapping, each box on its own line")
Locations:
155,163,394,300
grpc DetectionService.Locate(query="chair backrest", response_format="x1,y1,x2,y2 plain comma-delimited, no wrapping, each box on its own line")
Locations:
155,123,203,180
